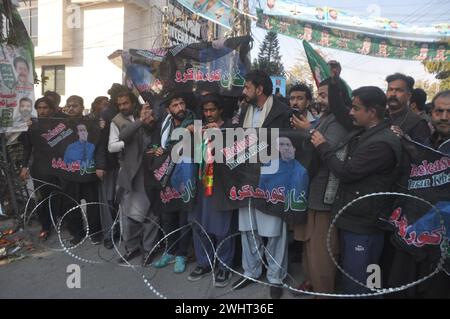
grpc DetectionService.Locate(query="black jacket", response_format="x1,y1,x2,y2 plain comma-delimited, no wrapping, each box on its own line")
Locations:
390,107,431,144
317,121,402,234
238,96,292,129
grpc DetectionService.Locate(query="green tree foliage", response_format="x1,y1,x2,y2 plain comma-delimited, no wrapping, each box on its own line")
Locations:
253,31,285,76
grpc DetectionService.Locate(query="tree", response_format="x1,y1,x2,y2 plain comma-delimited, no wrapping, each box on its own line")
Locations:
254,31,285,76
286,46,330,94
286,56,315,92
422,61,450,91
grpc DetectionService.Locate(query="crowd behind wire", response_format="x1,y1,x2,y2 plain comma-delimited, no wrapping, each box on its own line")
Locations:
2,60,450,299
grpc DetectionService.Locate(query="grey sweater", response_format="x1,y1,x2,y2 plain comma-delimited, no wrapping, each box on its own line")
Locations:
307,113,348,211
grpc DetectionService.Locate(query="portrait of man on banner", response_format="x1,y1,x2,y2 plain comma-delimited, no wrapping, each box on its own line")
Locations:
63,123,95,167
12,96,33,129
0,43,36,133
258,136,309,213
13,56,33,91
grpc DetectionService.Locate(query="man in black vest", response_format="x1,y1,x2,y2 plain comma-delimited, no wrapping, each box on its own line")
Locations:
386,73,431,143
310,86,402,294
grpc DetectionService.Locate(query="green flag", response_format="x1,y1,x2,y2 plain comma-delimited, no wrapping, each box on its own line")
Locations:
303,40,331,88
302,40,352,96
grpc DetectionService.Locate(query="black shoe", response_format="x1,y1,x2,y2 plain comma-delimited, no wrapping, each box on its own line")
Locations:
270,285,283,299
70,234,84,245
91,234,102,245
232,276,257,290
118,249,141,264
188,266,212,281
215,269,232,288
103,239,114,250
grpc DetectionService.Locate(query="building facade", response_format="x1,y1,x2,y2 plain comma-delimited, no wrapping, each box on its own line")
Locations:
18,0,219,110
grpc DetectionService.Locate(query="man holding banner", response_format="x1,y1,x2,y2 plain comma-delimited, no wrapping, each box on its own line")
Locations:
59,95,102,245
387,90,450,298
188,94,237,287
231,70,291,299
152,93,196,273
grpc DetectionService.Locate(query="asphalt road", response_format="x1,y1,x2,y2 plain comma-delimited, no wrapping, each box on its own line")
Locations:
0,218,309,299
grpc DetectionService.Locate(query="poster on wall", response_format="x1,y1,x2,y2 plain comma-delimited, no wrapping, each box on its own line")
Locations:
0,44,36,133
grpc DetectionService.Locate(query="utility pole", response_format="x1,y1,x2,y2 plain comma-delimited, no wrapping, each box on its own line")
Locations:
162,2,170,48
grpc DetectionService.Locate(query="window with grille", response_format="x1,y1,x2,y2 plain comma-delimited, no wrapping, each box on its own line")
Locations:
41,65,65,96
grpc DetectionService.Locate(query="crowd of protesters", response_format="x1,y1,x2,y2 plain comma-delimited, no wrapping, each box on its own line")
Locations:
5,61,450,299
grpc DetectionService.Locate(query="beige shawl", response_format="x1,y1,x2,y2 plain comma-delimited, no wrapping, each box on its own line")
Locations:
242,95,274,128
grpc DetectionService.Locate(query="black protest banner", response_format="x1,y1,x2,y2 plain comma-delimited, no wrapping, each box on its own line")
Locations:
147,148,197,214
111,36,252,99
211,128,315,221
29,117,100,182
388,139,450,260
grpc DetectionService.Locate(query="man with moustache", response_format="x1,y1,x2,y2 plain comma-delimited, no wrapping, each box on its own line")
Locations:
291,78,348,296
288,83,316,125
109,90,160,265
388,90,450,298
310,86,402,294
152,93,196,273
427,90,450,153
230,69,291,299
386,73,431,143
14,97,33,128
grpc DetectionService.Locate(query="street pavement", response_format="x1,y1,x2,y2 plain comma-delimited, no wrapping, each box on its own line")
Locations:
0,218,310,299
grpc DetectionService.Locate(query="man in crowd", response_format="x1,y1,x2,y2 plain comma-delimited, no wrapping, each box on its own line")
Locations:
311,86,402,294
19,97,62,240
388,90,450,298
60,95,102,245
409,88,433,132
427,90,450,153
386,73,431,143
95,83,126,249
188,94,236,287
152,93,196,273
44,91,62,112
288,83,316,125
291,78,348,296
109,90,160,266
231,69,291,299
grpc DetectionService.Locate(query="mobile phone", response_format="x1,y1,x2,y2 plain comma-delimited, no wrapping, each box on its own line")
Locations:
292,109,302,118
